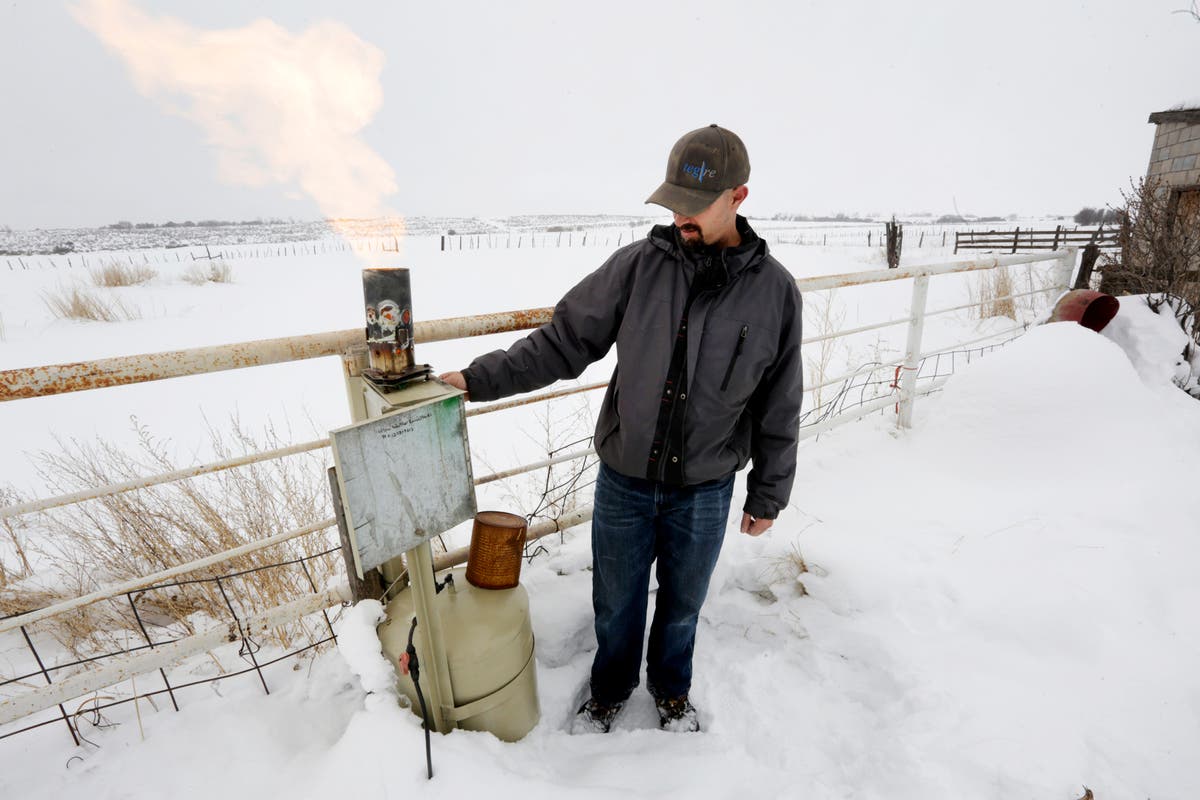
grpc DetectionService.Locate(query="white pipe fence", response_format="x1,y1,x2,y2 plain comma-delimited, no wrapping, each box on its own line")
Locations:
0,248,1076,737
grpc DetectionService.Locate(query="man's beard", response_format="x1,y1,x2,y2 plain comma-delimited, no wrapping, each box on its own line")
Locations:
678,223,705,251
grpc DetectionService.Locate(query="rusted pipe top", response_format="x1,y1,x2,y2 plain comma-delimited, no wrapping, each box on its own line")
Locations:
1048,290,1120,332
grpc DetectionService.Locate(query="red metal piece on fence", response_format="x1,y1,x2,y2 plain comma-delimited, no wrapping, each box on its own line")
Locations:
1047,290,1119,333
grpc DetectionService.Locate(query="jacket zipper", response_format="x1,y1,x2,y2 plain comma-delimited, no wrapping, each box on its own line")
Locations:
654,289,700,482
720,325,749,391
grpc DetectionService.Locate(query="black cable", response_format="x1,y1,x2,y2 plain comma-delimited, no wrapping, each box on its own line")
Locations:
405,616,433,780
432,562,453,594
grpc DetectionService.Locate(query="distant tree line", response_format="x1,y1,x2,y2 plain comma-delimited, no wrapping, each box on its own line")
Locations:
1073,207,1122,226
105,218,293,230
770,212,875,223
769,213,1016,225
935,215,1009,224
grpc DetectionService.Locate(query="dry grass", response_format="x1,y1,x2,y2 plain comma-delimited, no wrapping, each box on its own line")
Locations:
0,586,64,617
803,290,847,409
763,524,826,600
1019,263,1063,319
182,261,234,285
0,487,33,590
769,542,812,596
89,262,157,287
42,285,141,322
1,420,339,660
971,267,1017,321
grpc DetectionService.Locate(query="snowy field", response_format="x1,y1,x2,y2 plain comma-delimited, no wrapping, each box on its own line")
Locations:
2,230,1199,798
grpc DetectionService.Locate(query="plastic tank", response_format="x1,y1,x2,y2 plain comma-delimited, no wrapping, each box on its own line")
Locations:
377,566,539,742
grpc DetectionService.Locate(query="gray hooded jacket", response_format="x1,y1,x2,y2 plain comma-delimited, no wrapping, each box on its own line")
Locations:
462,218,803,519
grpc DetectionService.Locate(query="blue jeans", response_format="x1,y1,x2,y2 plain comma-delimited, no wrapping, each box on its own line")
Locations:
589,462,734,704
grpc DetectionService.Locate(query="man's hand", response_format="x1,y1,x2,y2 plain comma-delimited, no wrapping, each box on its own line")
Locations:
438,371,468,396
740,512,773,537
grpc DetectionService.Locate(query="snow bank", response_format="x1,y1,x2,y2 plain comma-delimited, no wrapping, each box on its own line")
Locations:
1101,294,1198,393
335,599,394,698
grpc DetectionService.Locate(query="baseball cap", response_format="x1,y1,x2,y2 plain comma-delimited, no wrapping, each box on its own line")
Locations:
646,124,750,217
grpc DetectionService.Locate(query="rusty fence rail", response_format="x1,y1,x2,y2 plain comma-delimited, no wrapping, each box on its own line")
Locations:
0,250,1075,743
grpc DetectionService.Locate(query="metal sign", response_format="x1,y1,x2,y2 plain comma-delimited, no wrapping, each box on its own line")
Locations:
330,393,476,577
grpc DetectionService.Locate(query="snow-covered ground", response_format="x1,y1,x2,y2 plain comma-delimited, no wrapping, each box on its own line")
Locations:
2,232,1198,798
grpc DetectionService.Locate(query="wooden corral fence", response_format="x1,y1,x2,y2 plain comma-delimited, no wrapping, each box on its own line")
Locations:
955,225,1119,254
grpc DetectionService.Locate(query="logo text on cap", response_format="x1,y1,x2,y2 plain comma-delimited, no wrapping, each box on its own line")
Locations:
683,162,717,183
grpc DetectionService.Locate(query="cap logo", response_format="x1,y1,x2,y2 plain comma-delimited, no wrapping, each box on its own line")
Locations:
683,161,717,183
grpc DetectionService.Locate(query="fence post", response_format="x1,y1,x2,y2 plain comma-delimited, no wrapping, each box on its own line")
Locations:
1011,227,1020,254
886,217,903,269
1073,246,1100,291
897,273,930,429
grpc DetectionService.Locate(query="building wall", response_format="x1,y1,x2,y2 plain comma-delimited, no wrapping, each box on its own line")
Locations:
1147,120,1200,188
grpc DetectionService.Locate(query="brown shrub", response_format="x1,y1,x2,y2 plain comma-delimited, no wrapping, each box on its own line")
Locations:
3,420,339,661
42,286,141,322
90,262,157,287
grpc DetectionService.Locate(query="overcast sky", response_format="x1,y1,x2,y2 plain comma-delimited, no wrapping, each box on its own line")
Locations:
2,0,1198,229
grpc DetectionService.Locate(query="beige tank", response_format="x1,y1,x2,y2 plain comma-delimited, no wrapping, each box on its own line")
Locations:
377,566,540,742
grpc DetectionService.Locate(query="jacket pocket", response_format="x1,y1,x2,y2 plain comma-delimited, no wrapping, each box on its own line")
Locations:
595,384,621,449
720,325,749,391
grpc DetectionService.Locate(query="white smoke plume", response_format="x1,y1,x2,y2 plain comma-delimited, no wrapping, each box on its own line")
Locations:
72,0,399,224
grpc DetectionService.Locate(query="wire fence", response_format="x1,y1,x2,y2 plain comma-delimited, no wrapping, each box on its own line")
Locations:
798,335,1022,430
0,544,342,748
2,239,393,272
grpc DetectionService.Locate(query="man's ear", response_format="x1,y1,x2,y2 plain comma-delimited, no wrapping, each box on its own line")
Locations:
731,185,749,208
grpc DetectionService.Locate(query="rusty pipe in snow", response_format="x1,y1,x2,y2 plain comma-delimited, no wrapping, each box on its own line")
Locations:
1047,290,1119,332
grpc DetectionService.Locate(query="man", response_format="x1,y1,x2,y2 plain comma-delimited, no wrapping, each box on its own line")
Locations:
440,124,802,734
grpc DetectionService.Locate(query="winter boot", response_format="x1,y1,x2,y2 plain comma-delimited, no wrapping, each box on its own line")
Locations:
654,694,700,733
570,697,624,734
